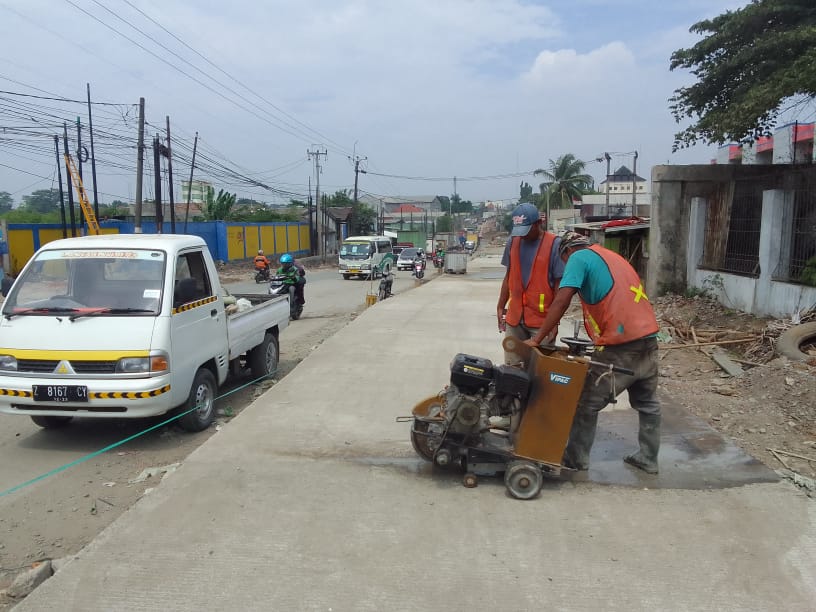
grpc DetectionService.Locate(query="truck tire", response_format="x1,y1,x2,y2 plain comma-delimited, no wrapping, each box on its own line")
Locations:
777,322,816,362
250,332,279,378
178,368,217,432
30,415,73,429
342,274,350,280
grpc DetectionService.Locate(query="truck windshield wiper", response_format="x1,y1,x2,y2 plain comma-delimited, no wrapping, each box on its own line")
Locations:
68,307,156,321
3,307,79,320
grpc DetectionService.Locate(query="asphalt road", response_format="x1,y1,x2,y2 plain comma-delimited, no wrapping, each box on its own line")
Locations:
0,265,430,587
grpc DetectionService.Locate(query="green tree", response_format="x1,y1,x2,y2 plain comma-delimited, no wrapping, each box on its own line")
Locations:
202,187,237,221
669,0,816,149
21,189,60,213
534,155,592,227
519,182,534,204
436,214,452,233
0,191,13,213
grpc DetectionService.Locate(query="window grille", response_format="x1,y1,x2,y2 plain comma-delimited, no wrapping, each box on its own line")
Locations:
701,181,762,277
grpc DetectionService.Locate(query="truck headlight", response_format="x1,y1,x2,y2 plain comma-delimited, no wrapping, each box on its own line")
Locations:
360,263,370,269
116,353,169,374
339,264,347,270
0,355,18,371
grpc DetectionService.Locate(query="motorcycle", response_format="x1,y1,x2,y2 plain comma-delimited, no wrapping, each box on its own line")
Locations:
269,274,304,320
378,271,394,301
412,258,426,280
254,266,271,283
433,254,444,270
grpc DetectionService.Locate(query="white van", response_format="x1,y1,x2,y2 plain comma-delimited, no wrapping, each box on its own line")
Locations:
338,235,395,280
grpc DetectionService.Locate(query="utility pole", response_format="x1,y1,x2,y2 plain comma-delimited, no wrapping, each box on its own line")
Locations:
75,116,83,183
86,84,100,222
183,132,198,233
307,146,327,261
53,135,68,238
62,124,77,237
308,175,314,255
134,97,145,233
631,150,638,216
153,135,163,233
165,116,176,233
351,155,367,203
603,152,611,218
350,154,367,236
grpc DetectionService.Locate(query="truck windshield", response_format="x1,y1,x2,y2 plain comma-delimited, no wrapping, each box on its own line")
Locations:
2,248,166,317
339,242,372,259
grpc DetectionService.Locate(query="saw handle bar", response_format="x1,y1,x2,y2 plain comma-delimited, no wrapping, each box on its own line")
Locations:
586,359,634,376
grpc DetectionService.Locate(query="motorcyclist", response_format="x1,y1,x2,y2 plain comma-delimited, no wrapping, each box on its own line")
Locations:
277,253,306,305
254,249,270,272
434,247,445,268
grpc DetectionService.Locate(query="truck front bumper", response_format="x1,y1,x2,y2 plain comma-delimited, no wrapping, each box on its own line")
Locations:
0,373,176,419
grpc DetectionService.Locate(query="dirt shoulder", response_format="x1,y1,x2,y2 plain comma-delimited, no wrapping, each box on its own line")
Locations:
653,294,815,485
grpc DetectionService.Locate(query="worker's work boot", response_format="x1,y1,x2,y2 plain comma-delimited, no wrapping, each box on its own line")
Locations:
623,413,661,474
561,412,598,471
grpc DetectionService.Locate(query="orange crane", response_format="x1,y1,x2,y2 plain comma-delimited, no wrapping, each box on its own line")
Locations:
63,153,100,235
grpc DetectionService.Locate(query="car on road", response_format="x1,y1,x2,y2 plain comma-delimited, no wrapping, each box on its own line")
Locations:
397,248,423,270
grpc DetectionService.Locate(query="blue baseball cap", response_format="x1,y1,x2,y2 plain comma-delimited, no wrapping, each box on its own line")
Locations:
510,203,541,237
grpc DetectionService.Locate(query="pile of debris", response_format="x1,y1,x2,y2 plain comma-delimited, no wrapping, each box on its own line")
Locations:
654,294,815,365
743,308,816,363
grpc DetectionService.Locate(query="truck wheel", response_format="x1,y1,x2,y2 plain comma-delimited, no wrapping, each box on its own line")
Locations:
342,274,350,280
777,322,816,361
178,368,217,432
30,415,73,429
250,332,279,378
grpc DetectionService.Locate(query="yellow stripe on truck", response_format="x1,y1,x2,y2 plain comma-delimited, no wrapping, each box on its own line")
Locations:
0,385,170,400
172,295,217,315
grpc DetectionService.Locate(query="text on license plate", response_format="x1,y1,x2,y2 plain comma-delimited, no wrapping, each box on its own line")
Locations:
32,385,89,402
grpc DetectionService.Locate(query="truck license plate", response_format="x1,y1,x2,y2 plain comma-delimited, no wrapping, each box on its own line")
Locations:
32,385,89,403
349,269,360,273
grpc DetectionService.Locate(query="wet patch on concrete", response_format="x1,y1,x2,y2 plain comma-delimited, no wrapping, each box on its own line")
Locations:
376,398,775,491
572,398,778,490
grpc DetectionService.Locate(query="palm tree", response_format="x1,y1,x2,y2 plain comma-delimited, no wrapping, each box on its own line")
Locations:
534,154,592,229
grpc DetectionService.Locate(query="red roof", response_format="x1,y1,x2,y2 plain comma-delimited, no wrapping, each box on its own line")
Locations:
395,204,424,213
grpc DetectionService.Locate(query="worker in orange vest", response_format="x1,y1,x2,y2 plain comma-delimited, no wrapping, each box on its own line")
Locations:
525,231,661,474
496,203,564,365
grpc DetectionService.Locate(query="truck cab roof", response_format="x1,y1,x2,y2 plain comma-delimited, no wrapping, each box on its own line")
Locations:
39,234,208,254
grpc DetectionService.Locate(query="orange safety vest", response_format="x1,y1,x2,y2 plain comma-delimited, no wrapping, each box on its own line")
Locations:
505,232,556,328
580,245,659,346
254,255,269,270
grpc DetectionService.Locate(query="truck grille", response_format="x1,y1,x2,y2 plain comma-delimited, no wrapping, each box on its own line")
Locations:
16,359,117,374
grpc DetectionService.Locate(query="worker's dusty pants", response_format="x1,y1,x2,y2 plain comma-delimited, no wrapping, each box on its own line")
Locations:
563,336,661,469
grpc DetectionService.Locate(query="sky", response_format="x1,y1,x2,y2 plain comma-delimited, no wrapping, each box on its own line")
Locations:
0,0,750,208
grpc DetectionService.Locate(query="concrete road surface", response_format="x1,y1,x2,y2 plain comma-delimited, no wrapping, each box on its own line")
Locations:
13,254,815,611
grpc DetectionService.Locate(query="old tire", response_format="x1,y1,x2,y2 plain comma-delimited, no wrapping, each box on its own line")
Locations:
776,322,816,362
178,368,217,432
250,333,279,378
30,415,73,429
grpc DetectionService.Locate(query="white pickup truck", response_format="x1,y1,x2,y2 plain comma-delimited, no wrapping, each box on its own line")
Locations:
0,234,289,431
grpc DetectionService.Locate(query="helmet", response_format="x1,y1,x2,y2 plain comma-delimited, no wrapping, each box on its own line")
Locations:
279,254,293,264
257,249,264,255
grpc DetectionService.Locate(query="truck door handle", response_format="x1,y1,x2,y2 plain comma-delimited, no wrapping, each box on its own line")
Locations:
210,309,218,317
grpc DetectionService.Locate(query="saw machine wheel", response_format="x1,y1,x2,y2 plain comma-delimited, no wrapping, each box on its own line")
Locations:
504,461,543,500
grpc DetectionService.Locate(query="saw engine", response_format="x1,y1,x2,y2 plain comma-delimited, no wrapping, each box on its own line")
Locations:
410,354,531,467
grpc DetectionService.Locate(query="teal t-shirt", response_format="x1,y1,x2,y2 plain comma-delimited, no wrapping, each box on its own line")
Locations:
558,248,613,305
